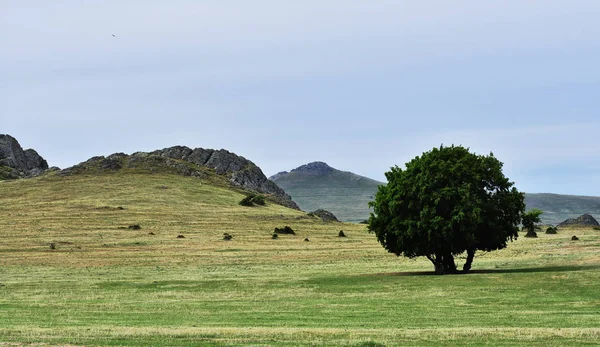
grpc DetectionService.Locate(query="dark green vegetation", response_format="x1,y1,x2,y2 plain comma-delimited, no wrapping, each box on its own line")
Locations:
369,146,525,275
270,162,382,222
1,167,600,345
0,165,16,180
239,193,266,206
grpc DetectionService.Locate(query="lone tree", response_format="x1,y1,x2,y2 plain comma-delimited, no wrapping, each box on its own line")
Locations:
368,145,525,275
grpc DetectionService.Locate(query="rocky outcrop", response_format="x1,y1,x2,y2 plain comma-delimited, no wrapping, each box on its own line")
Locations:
290,161,334,175
557,214,600,227
308,209,340,222
0,134,49,179
60,146,299,210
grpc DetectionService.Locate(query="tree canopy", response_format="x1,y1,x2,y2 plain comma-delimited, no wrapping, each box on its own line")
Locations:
368,145,525,274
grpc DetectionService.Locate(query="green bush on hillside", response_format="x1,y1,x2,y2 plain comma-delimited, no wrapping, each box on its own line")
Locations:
239,193,266,207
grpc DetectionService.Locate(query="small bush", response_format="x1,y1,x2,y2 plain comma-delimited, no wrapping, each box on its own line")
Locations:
223,233,233,241
177,234,185,239
572,235,579,241
239,193,266,207
274,226,295,235
546,226,558,234
271,234,278,239
353,342,386,347
338,230,347,237
128,224,141,230
593,226,600,231
304,238,310,242
49,243,56,250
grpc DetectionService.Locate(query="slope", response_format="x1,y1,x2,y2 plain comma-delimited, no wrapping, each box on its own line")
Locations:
524,193,600,225
270,162,383,222
1,167,600,346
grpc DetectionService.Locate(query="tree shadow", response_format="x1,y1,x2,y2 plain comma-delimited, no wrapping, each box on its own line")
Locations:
373,264,600,277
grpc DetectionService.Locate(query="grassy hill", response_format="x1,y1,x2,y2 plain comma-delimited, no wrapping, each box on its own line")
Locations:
270,162,383,222
1,169,600,346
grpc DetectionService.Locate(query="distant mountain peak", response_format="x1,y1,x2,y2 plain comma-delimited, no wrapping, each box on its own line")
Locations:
290,161,334,175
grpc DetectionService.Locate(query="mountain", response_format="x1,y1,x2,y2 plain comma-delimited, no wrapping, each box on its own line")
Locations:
269,162,383,222
524,193,600,226
0,134,48,179
58,146,299,210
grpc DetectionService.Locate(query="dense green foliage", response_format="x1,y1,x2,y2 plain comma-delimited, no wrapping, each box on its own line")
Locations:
239,193,266,206
369,146,525,274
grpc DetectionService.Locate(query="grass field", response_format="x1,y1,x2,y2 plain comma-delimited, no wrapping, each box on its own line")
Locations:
1,172,599,346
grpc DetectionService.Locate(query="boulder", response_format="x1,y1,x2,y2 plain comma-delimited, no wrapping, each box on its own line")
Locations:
308,209,340,222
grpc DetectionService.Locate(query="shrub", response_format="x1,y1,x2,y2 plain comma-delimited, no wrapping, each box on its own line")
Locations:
274,226,295,235
128,224,141,230
239,193,266,207
223,233,233,241
546,226,558,234
338,230,346,237
271,234,278,239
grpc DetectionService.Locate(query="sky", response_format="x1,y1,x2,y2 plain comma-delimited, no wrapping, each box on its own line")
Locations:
2,1,600,195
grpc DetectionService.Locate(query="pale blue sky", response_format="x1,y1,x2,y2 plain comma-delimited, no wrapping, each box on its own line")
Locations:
2,1,600,195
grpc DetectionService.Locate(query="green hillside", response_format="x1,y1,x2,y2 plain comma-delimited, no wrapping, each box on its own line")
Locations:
270,162,383,222
1,167,600,345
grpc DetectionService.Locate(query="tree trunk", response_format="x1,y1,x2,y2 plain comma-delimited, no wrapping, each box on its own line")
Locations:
428,253,445,275
442,252,457,274
463,248,475,273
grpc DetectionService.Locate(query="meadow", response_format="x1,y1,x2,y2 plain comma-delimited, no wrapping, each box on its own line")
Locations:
1,173,599,346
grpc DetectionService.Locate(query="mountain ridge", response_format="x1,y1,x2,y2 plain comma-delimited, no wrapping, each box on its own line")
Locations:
58,146,299,210
271,161,600,225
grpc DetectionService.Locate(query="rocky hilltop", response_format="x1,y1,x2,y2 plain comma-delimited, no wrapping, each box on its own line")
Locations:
270,161,382,222
0,134,49,179
557,214,599,227
60,146,299,210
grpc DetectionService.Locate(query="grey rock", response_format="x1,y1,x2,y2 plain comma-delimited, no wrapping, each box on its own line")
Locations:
557,214,600,227
290,161,334,175
308,209,340,222
0,134,48,178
